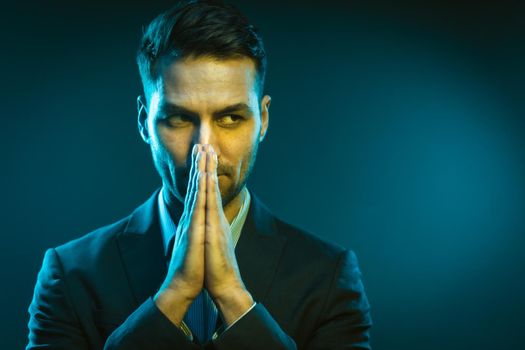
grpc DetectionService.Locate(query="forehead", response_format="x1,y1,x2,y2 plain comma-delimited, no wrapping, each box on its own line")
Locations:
155,56,258,109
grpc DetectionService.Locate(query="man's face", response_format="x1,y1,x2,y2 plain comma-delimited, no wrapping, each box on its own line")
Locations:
139,56,270,207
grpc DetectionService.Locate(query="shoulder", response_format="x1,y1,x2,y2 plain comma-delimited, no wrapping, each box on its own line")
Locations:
274,216,347,256
272,216,352,269
48,189,160,270
249,191,350,264
51,214,131,270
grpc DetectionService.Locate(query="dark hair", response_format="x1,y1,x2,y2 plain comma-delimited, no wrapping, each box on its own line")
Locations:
136,0,267,101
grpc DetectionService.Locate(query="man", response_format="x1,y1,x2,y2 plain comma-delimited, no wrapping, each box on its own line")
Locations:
26,1,372,349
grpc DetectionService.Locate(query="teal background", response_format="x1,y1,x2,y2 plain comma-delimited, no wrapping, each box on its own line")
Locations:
1,0,524,348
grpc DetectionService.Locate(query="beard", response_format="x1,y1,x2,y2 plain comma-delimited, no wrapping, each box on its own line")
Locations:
158,139,260,209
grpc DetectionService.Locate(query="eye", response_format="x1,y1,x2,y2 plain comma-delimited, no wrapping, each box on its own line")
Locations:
217,115,243,127
164,115,192,128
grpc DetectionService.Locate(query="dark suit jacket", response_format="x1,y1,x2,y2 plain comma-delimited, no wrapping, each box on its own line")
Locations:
26,188,372,349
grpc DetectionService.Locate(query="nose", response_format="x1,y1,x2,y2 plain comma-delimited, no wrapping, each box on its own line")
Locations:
194,119,217,151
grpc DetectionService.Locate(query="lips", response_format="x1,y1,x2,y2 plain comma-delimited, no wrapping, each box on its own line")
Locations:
183,172,226,177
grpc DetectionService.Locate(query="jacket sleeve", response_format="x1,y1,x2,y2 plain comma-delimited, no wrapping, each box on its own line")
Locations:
26,248,89,349
26,248,198,350
211,249,372,350
306,249,373,350
103,297,199,350
211,302,297,349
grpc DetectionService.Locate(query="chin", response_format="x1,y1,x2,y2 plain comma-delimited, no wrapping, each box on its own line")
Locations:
221,183,246,208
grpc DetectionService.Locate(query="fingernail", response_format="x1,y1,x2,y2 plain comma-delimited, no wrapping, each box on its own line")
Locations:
192,144,198,157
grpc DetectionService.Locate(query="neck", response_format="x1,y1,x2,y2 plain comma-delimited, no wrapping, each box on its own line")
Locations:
223,187,246,225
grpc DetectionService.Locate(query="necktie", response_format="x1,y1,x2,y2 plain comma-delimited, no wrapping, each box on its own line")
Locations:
166,236,219,344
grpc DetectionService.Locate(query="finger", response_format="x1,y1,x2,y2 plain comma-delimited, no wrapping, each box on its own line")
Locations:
184,144,200,208
192,146,206,212
183,144,197,208
180,144,200,231
209,145,218,174
189,168,206,230
205,171,219,250
210,146,222,208
206,148,221,217
189,147,207,225
205,144,216,177
187,147,203,215
180,147,201,234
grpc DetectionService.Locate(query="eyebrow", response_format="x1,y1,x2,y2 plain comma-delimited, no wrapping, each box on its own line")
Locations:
160,102,254,117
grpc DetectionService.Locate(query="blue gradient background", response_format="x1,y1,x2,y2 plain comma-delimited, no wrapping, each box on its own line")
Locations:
2,0,524,349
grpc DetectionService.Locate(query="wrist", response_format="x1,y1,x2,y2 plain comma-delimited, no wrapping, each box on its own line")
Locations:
154,288,194,326
213,287,254,326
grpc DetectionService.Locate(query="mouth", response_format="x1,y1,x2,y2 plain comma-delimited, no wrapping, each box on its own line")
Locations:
183,172,226,178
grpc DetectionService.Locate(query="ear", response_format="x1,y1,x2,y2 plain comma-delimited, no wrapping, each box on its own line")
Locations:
137,95,150,144
259,94,271,142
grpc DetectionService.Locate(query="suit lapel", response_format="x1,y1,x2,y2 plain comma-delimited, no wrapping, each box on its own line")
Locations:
116,188,167,306
235,190,287,302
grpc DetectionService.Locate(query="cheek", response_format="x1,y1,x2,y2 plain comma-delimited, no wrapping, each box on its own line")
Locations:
219,127,259,170
155,126,193,166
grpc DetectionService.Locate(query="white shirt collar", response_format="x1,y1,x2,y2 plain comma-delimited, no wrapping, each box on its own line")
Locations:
157,186,251,257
